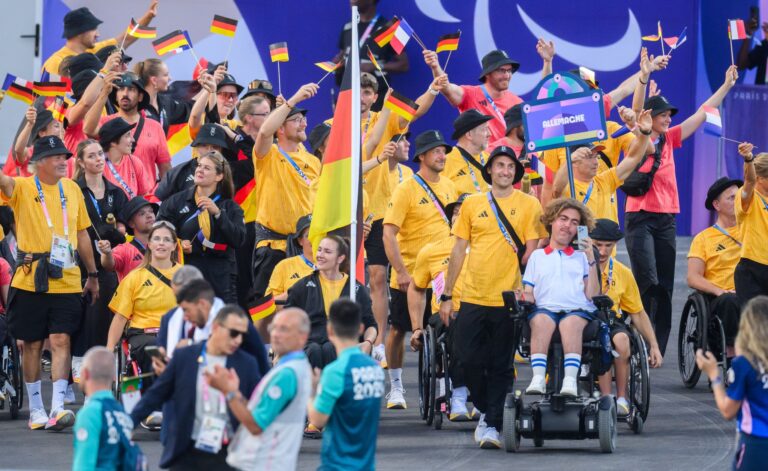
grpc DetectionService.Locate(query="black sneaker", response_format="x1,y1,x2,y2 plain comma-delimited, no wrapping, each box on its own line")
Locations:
41,351,52,373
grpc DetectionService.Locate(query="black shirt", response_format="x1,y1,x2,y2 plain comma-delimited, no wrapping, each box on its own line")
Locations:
336,14,397,93
747,40,768,85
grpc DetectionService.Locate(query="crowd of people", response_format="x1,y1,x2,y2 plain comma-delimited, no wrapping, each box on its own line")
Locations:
0,1,767,470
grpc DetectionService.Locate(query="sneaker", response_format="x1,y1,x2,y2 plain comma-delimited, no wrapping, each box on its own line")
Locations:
140,411,163,431
64,384,76,405
514,352,529,363
479,427,501,449
372,344,387,369
304,422,323,439
28,408,48,430
386,388,407,409
560,377,578,396
616,397,630,417
45,408,75,431
41,351,52,373
71,356,83,384
449,396,471,421
525,375,546,395
473,413,487,443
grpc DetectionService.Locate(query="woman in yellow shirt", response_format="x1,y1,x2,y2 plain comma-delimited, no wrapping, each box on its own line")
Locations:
106,221,181,378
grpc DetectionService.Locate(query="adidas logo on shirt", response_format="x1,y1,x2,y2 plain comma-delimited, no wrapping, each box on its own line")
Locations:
307,281,316,287
179,206,190,214
186,174,194,182
456,169,467,177
479,211,489,218
133,254,143,261
142,279,153,287
715,243,727,252
290,273,301,279
419,197,429,205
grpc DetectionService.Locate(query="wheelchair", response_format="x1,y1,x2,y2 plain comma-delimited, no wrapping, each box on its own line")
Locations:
677,291,730,388
112,337,143,401
0,333,23,420
502,292,618,453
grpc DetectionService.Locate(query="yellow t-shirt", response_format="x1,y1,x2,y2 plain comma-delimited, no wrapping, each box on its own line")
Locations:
5,177,91,293
602,257,644,320
540,121,632,177
320,273,348,315
735,189,768,265
411,236,466,313
388,164,414,192
453,191,546,306
42,39,118,75
564,168,621,222
108,264,182,329
266,255,315,297
253,144,321,251
443,147,491,195
384,174,457,290
688,224,743,291
362,112,407,221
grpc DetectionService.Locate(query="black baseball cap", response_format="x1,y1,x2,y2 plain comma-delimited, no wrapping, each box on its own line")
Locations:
452,110,493,140
192,124,229,149
644,95,678,117
30,136,72,162
705,177,743,211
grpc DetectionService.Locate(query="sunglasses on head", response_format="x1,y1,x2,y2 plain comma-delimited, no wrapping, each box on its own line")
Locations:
152,220,176,231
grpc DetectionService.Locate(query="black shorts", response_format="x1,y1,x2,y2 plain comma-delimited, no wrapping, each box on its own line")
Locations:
609,321,630,339
364,219,388,266
388,288,431,331
7,289,84,342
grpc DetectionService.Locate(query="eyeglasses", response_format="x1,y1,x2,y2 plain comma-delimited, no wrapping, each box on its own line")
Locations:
217,92,238,101
248,112,269,117
226,328,247,339
286,115,307,124
152,220,176,231
494,68,514,75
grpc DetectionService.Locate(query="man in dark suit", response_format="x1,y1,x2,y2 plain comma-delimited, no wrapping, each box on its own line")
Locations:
130,305,260,470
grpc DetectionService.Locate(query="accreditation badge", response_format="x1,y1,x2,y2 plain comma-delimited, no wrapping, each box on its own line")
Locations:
195,415,226,453
50,234,76,268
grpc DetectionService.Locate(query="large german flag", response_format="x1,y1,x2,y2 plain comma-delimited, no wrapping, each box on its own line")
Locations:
436,32,461,53
152,30,191,56
210,15,238,37
269,42,289,62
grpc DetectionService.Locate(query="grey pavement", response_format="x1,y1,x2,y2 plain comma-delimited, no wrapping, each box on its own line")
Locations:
0,237,739,470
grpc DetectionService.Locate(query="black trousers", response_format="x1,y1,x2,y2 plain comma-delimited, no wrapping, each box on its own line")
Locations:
251,246,286,301
734,258,768,307
126,330,157,391
707,292,742,345
453,303,514,430
71,270,118,356
429,315,465,388
305,340,337,369
625,211,677,356
169,444,234,471
236,222,256,308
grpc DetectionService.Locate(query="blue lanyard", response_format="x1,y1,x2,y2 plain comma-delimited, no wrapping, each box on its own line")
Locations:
486,192,516,249
106,158,135,198
712,223,742,247
34,176,68,236
359,13,381,48
277,350,306,365
87,191,102,220
582,181,594,205
413,175,449,225
300,254,316,270
184,194,221,225
758,193,768,212
480,85,506,125
277,147,311,186
606,257,613,289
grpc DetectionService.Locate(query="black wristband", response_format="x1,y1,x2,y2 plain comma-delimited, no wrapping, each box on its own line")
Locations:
745,157,755,163
639,128,652,136
87,272,98,278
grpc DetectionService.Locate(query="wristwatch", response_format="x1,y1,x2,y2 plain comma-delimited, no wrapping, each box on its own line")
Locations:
225,391,239,402
439,294,452,303
87,272,98,278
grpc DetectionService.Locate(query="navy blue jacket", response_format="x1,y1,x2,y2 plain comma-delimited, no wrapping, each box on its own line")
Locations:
129,343,261,469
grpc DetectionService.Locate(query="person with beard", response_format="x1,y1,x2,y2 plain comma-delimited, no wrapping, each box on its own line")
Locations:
98,196,157,281
134,58,192,137
443,110,493,195
42,2,157,75
382,130,458,410
83,72,171,185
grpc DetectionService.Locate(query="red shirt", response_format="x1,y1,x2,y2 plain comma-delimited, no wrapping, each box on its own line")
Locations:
0,257,11,314
458,85,522,142
64,120,87,155
103,154,152,198
112,242,144,281
3,149,32,177
626,125,683,214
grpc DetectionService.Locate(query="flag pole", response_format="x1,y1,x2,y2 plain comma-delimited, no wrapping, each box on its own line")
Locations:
277,62,282,96
224,36,235,64
720,136,756,146
443,29,461,71
366,46,390,89
350,4,361,302
729,32,735,66
316,69,335,85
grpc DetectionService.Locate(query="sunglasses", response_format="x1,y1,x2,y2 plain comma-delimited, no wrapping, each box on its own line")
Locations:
249,80,273,91
226,327,247,339
152,220,176,231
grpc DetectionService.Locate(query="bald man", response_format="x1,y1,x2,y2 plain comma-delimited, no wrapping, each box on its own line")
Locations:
207,308,312,470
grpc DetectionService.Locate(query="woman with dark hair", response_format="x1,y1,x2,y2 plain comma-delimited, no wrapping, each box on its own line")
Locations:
158,151,245,302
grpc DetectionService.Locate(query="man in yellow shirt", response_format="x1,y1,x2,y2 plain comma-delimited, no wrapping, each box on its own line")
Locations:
688,177,745,352
439,146,546,448
251,83,321,300
383,130,458,409
591,219,662,417
387,133,414,191
42,2,158,76
0,136,98,431
443,110,492,195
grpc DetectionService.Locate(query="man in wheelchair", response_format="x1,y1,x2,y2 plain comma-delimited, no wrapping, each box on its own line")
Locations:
522,199,600,396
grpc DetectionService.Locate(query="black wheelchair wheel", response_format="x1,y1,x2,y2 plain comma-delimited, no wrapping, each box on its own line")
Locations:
418,331,429,421
678,294,707,388
598,400,617,453
112,344,124,400
502,396,520,452
710,316,730,384
630,327,651,421
426,326,437,426
7,341,23,419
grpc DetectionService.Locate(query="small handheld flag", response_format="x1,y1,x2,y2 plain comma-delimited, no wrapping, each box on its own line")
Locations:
374,17,400,47
384,90,419,122
248,294,276,322
366,46,390,88
436,32,460,53
2,74,34,104
32,81,69,97
728,19,748,40
48,97,69,123
390,18,415,54
152,30,191,56
210,15,238,37
702,106,722,137
126,18,157,39
269,42,289,62
664,27,687,51
641,21,663,41
315,60,342,85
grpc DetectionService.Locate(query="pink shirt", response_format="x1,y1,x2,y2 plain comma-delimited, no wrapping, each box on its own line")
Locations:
112,242,144,281
626,125,683,214
64,120,87,155
0,257,11,314
3,149,32,177
458,85,522,142
104,154,152,198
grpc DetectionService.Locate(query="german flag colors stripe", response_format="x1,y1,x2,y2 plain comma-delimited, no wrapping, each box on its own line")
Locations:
315,61,341,73
210,15,238,37
152,30,190,56
269,42,289,62
384,90,419,122
374,18,399,47
248,294,276,322
33,81,69,97
6,84,34,104
436,32,460,53
367,48,382,72
47,97,69,123
127,18,157,39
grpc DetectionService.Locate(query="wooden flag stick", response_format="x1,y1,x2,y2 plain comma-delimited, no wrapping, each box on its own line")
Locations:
720,136,756,147
277,62,282,95
316,69,334,85
224,36,235,64
118,22,139,54
411,32,428,51
729,34,735,66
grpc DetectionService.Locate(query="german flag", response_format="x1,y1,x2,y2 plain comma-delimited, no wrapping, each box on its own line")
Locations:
248,294,276,322
32,81,69,97
126,18,157,39
166,122,193,157
269,42,289,62
384,90,419,122
436,32,460,53
315,61,341,73
210,15,238,37
152,30,191,56
2,74,34,104
366,47,382,72
47,97,69,123
374,17,399,47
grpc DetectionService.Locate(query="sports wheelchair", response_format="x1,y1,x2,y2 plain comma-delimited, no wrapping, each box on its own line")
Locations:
112,337,143,401
677,291,732,388
502,292,620,453
0,330,23,420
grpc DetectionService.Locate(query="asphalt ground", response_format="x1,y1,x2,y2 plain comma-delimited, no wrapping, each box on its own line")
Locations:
0,237,740,470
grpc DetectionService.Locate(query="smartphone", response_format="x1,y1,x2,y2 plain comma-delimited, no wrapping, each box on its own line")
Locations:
365,213,374,224
751,6,760,24
145,345,166,363
577,225,589,250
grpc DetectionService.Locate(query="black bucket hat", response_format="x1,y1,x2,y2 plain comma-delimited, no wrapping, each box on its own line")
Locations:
109,73,150,110
483,145,524,185
98,117,136,149
94,45,132,66
65,53,103,79
705,177,743,211
445,193,470,218
309,122,332,153
413,130,452,162
452,109,493,140
28,110,54,146
71,69,98,101
192,124,229,149
295,214,312,237
30,136,72,162
63,7,102,39
218,73,244,96
242,79,276,104
504,104,524,135
590,218,624,241
644,95,678,117
119,196,159,235
478,50,520,82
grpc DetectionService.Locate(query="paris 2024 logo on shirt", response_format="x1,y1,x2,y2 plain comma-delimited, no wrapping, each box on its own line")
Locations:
352,366,385,401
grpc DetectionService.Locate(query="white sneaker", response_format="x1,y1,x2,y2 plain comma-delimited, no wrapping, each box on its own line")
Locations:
45,408,75,431
140,411,163,430
28,408,48,430
525,375,546,394
372,344,387,369
616,397,630,417
71,356,83,384
64,384,76,405
473,413,487,443
449,397,470,421
560,377,578,396
479,427,501,449
386,388,407,409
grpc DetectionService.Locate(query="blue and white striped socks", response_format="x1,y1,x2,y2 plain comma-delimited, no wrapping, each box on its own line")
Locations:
564,353,581,381
531,353,547,378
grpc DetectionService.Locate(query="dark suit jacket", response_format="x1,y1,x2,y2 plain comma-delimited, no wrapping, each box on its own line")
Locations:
129,343,260,469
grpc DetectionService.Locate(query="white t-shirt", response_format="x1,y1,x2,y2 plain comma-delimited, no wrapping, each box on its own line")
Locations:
522,246,595,312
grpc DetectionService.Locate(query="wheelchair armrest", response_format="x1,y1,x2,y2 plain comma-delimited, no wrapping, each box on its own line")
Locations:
591,295,614,312
502,291,522,318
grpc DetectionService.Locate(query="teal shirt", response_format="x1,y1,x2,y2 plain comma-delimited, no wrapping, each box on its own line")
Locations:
314,346,384,471
251,352,301,430
73,390,135,471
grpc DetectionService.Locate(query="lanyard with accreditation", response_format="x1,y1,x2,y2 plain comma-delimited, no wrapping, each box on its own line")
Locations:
413,174,450,225
35,176,76,268
278,147,312,186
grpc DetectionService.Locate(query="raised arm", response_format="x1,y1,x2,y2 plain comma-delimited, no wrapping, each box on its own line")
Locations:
680,66,738,141
13,107,36,162
188,73,216,131
404,74,447,127
112,0,157,50
362,142,395,175
253,83,318,158
738,142,757,212
83,72,120,138
423,50,464,107
536,39,555,78
69,54,122,126
615,109,652,181
363,100,391,160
